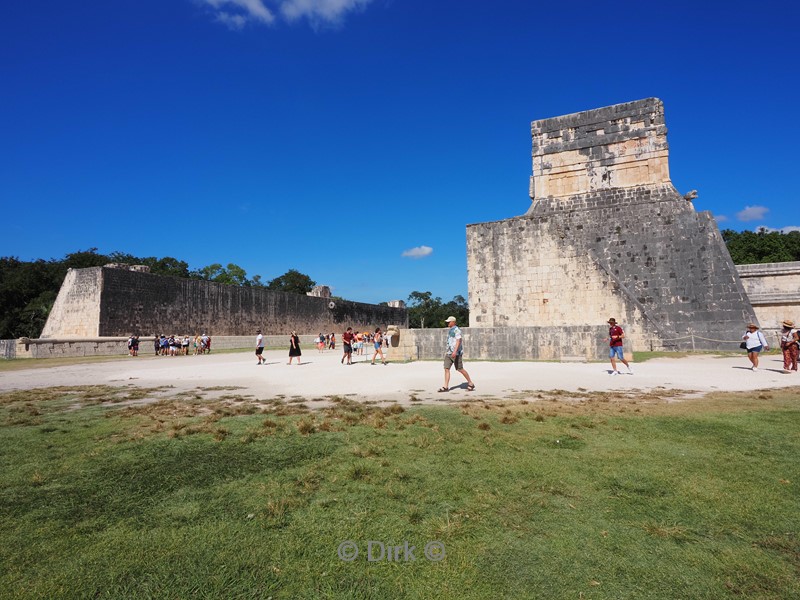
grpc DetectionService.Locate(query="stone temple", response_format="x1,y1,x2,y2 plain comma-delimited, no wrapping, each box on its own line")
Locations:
466,98,755,351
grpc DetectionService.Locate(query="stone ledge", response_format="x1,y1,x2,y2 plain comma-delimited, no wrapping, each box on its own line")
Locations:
736,261,800,277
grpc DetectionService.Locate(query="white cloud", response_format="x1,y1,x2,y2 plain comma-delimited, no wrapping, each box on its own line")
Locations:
280,0,373,25
714,214,729,223
736,205,769,222
757,225,800,234
402,245,433,259
201,0,275,29
216,12,248,29
199,0,373,29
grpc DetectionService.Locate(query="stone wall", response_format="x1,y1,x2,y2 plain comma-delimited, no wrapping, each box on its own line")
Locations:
41,267,407,338
737,261,800,340
391,326,613,362
467,98,754,352
40,268,103,337
7,334,351,359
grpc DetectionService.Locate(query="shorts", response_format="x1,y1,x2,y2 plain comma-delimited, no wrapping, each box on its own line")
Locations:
444,354,464,370
256,347,264,355
343,343,352,353
374,342,381,350
748,345,763,353
609,346,624,360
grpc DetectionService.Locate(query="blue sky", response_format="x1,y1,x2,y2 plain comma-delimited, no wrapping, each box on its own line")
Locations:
2,0,798,304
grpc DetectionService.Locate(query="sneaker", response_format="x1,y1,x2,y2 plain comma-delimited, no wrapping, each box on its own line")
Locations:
627,368,634,375
610,370,619,376
752,367,758,372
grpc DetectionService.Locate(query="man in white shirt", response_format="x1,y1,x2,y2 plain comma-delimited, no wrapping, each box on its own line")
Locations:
256,329,266,365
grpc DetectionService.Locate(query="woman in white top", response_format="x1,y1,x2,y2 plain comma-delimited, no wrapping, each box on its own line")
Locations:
742,323,769,371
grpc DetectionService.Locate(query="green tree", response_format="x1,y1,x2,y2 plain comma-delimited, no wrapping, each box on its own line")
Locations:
723,229,800,264
407,291,469,328
194,263,257,286
109,252,192,278
267,269,316,294
0,257,64,338
63,248,110,269
442,294,469,326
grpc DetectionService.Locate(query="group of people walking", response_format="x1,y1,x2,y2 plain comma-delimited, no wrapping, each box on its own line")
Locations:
742,320,799,373
253,318,477,392
248,315,799,394
257,327,392,367
148,334,211,357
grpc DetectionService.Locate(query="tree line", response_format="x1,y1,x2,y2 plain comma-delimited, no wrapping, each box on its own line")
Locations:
721,229,800,264
0,249,316,339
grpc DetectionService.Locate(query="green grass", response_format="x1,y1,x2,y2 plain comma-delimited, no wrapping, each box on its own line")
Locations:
1,387,798,599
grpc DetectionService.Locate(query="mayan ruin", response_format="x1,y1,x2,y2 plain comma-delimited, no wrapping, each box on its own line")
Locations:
466,98,756,352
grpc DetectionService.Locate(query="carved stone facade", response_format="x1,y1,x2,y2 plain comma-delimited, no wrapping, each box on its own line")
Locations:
467,98,755,352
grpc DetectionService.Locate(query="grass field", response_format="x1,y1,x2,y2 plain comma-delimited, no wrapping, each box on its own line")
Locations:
1,385,798,599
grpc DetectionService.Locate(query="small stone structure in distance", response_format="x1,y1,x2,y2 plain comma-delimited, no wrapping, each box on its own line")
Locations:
465,98,755,354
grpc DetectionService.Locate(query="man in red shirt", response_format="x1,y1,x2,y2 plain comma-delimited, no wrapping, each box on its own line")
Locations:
608,318,633,375
342,327,355,365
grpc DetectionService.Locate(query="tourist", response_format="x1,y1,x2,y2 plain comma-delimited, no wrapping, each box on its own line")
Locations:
160,335,169,356
342,327,355,365
182,335,190,355
206,335,212,353
193,335,201,355
155,335,162,356
438,316,475,392
742,323,769,371
329,332,336,350
288,330,302,365
607,318,633,375
371,327,387,365
317,333,325,353
355,331,364,355
778,320,798,373
132,335,139,357
256,329,266,365
127,334,135,357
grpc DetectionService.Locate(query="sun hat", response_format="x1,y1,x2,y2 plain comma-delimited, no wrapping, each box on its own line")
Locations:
782,320,795,328
445,316,457,323
746,323,759,329
607,318,617,324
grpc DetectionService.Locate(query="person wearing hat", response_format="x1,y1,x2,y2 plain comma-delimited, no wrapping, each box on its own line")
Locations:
742,323,769,371
439,316,475,392
607,318,633,376
255,329,266,365
779,320,798,373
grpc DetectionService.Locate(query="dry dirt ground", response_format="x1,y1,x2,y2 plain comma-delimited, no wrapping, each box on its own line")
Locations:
1,349,798,406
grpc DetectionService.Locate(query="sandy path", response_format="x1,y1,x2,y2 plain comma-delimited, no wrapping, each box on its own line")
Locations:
1,350,798,404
